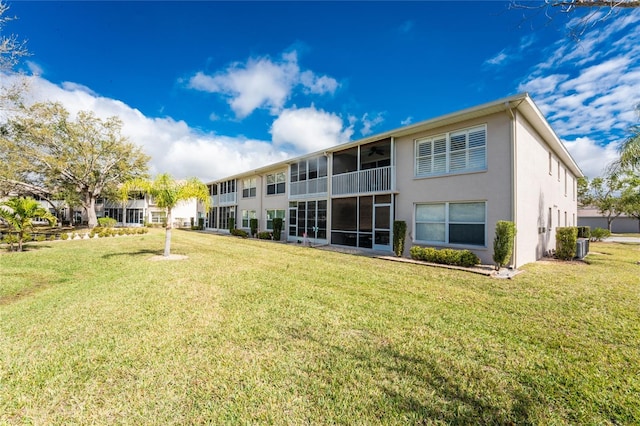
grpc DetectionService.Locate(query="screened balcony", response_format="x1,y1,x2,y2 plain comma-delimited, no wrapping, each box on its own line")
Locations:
331,138,394,196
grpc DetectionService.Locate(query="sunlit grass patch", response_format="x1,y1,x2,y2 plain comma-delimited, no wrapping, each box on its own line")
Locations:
1,230,638,424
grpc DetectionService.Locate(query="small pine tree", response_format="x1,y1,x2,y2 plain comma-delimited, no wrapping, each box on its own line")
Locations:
273,217,283,241
393,221,407,257
493,221,516,270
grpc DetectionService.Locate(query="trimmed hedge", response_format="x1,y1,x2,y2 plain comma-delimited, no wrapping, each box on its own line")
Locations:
250,218,258,237
410,246,480,268
556,227,578,260
590,227,611,242
98,217,117,228
577,226,591,239
257,231,272,240
393,221,407,257
230,228,248,238
273,218,283,241
493,220,516,270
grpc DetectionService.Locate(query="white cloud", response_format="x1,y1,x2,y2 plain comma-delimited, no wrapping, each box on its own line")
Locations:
563,136,620,179
360,112,385,136
270,105,353,153
485,50,508,66
6,74,290,182
188,50,338,119
25,60,43,76
401,116,413,126
517,9,640,177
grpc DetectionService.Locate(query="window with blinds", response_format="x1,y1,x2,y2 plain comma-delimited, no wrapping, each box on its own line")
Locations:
415,125,486,177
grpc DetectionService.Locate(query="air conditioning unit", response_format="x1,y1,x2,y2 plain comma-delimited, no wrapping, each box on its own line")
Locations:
575,238,589,260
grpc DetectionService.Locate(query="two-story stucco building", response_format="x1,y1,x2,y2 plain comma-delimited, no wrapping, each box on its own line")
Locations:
203,93,583,268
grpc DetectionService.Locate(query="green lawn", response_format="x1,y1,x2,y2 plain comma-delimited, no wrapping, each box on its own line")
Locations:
1,230,639,424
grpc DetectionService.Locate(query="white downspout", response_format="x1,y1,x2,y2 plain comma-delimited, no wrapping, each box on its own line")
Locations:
506,102,518,268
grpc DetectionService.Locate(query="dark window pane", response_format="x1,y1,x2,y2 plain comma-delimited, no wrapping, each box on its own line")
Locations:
276,182,285,194
375,231,390,246
449,224,485,246
358,233,373,248
331,198,357,231
318,156,328,177
290,164,298,182
359,196,373,232
375,205,390,229
333,148,358,175
267,185,275,195
331,231,357,247
375,194,391,204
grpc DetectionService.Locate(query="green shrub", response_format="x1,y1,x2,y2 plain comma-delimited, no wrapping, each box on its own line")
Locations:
229,217,235,231
273,218,283,241
198,217,205,230
2,234,18,245
577,226,591,239
98,217,117,228
393,221,407,257
257,231,272,240
250,218,258,237
60,233,69,240
493,220,517,270
556,227,578,260
590,227,611,242
410,246,480,267
230,228,248,238
35,235,46,242
49,235,56,241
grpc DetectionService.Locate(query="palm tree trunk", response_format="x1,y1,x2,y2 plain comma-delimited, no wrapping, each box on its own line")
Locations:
164,207,172,257
17,230,23,252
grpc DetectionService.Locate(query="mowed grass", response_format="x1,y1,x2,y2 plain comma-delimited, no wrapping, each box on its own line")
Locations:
1,230,639,424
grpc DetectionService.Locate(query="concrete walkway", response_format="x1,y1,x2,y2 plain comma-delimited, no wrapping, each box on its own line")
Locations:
604,236,640,243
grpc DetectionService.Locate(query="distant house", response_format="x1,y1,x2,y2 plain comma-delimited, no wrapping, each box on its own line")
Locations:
96,194,200,228
201,93,583,268
578,207,639,233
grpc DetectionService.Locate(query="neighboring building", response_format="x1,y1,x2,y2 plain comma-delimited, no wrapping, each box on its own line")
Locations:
29,194,201,228
97,194,201,228
578,207,639,233
202,93,583,268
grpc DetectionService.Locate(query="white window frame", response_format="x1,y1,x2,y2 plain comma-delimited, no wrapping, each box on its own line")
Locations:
415,125,487,178
241,209,257,228
242,177,257,198
265,209,286,230
266,172,286,195
414,201,487,247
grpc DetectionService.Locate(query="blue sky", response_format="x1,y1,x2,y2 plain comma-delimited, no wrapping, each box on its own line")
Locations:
4,1,640,180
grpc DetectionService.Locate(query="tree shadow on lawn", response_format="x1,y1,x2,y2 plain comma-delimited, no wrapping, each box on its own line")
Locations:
101,249,162,259
288,328,541,424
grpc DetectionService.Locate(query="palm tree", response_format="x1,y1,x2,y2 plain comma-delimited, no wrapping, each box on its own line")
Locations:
0,196,57,252
618,126,640,172
121,173,209,257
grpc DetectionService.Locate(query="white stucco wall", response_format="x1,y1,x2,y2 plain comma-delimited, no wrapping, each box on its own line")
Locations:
514,112,578,266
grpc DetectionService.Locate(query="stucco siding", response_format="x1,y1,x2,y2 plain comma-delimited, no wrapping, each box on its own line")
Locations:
514,112,578,266
393,112,512,265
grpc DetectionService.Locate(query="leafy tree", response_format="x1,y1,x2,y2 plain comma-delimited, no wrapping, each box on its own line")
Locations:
584,174,625,231
617,123,640,173
0,196,56,251
509,0,640,39
620,174,640,232
0,1,28,72
0,102,150,228
121,173,209,257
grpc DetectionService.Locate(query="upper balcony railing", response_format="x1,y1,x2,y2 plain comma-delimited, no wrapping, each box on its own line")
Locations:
218,192,236,206
289,177,328,199
332,166,394,196
103,199,147,209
